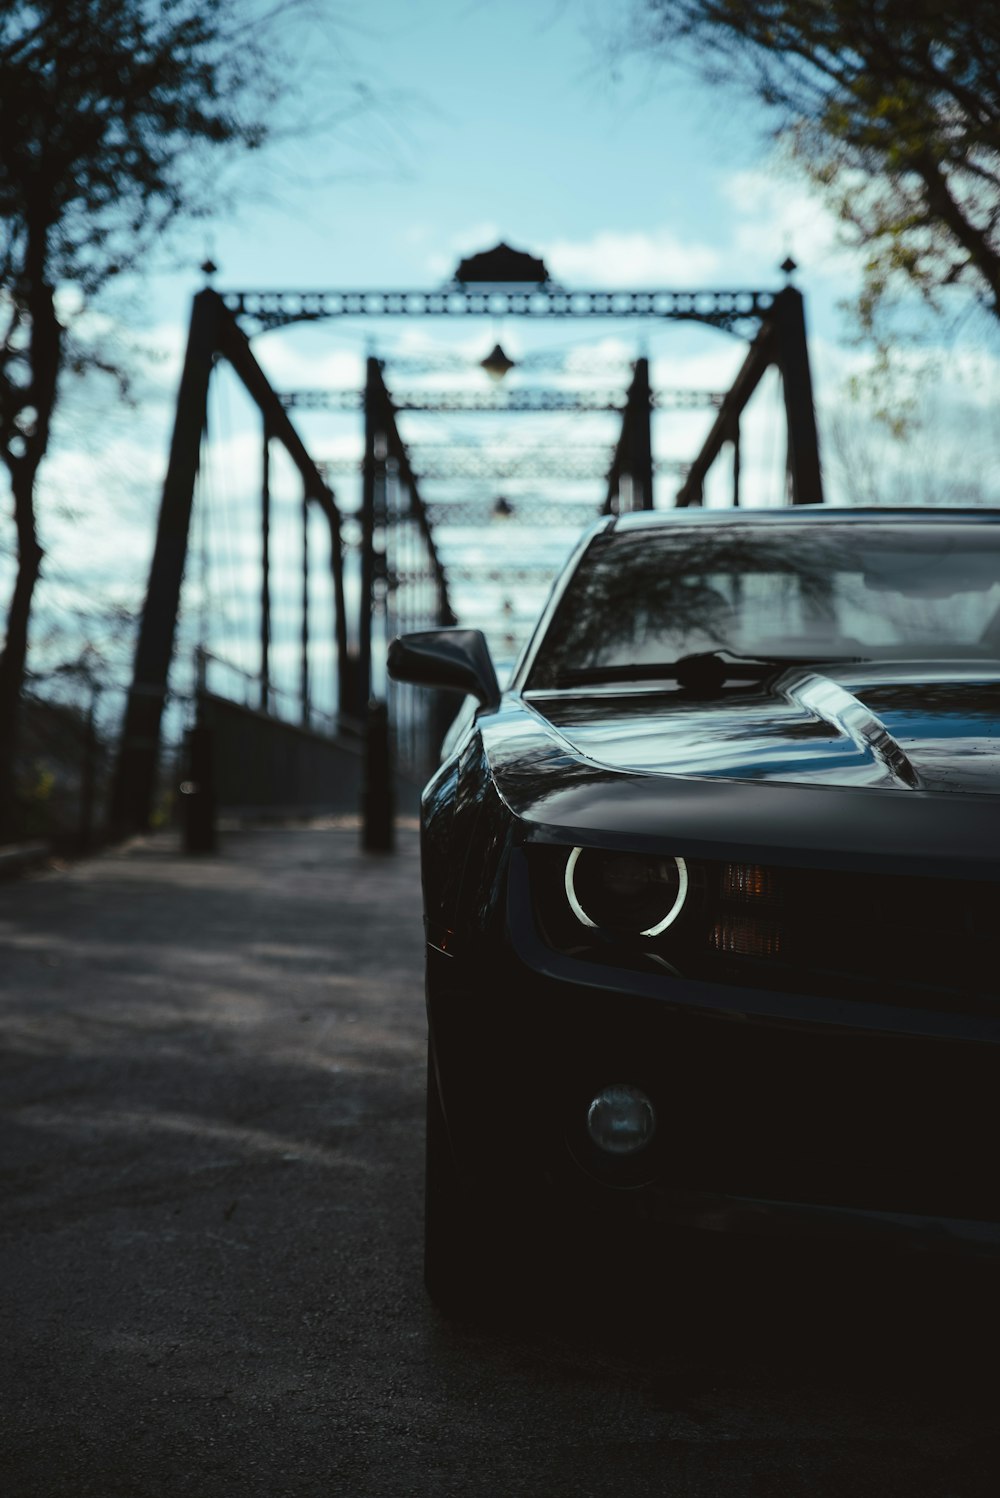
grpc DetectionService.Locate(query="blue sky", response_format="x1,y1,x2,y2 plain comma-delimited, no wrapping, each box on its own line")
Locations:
165,0,848,313
9,0,1000,708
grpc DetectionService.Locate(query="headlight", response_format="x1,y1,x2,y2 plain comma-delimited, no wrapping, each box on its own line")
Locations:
565,847,688,936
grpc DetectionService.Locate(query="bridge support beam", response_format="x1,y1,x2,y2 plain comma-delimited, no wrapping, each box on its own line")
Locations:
774,288,823,507
261,429,271,714
675,287,822,508
109,289,345,837
109,289,220,839
604,358,654,514
357,357,454,844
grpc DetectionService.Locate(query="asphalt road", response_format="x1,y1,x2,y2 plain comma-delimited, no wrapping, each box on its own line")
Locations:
1,826,998,1497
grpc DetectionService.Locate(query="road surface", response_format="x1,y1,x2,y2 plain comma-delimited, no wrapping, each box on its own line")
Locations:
1,827,997,1496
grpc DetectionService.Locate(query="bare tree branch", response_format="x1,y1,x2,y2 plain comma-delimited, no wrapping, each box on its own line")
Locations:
623,1,1000,321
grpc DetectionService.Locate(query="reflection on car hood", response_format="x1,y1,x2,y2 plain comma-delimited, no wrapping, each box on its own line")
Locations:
526,662,1000,794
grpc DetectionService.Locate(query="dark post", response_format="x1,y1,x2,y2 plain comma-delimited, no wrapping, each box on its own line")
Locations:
261,425,271,713
77,679,100,854
628,357,654,511
604,356,653,513
301,491,310,728
359,359,396,849
772,287,823,506
109,289,222,837
181,651,215,853
357,357,379,719
361,697,394,852
180,716,216,854
731,414,741,509
331,511,350,723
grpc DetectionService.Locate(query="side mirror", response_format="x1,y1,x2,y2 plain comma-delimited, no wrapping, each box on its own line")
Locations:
387,628,501,710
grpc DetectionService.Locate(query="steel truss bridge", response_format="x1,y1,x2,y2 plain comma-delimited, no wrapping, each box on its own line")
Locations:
109,253,823,849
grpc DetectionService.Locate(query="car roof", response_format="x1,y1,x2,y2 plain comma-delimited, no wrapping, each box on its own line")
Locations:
608,506,1000,531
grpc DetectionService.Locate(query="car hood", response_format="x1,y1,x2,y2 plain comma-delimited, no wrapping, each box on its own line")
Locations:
471,667,1000,875
526,662,1000,795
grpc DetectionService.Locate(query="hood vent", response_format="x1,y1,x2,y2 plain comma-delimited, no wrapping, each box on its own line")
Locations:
780,670,920,790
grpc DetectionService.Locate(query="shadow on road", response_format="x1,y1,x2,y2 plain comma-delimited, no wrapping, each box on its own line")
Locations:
1,829,996,1497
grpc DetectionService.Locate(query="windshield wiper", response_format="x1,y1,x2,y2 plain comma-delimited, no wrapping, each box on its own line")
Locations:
550,649,868,690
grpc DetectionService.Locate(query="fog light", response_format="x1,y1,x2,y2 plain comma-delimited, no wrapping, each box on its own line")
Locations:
586,1084,656,1155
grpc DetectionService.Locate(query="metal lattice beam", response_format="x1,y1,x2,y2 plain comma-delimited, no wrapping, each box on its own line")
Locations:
380,352,636,376
424,499,602,527
410,446,616,481
282,388,722,414
399,563,562,587
222,288,776,336
321,450,609,480
318,451,692,481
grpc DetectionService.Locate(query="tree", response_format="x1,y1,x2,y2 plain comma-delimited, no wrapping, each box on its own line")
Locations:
625,2,1000,326
0,0,299,837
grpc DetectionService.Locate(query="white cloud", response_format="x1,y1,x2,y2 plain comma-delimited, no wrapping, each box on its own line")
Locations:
721,169,854,282
541,229,722,287
254,335,364,390
650,345,749,391
423,225,722,288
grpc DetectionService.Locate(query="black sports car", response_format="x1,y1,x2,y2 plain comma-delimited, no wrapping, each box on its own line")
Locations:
388,508,1000,1308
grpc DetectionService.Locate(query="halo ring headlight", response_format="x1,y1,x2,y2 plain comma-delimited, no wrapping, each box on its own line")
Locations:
565,847,688,937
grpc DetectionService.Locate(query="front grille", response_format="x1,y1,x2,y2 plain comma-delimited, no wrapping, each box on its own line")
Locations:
777,868,1000,1008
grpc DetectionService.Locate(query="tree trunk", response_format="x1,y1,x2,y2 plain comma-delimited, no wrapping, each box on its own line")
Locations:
0,490,44,841
0,241,59,842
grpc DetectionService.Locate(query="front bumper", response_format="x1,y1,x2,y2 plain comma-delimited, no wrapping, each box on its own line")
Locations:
615,1185,1000,1257
426,851,1000,1256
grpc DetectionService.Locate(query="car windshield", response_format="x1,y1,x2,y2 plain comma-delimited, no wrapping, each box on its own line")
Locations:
527,519,1000,688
